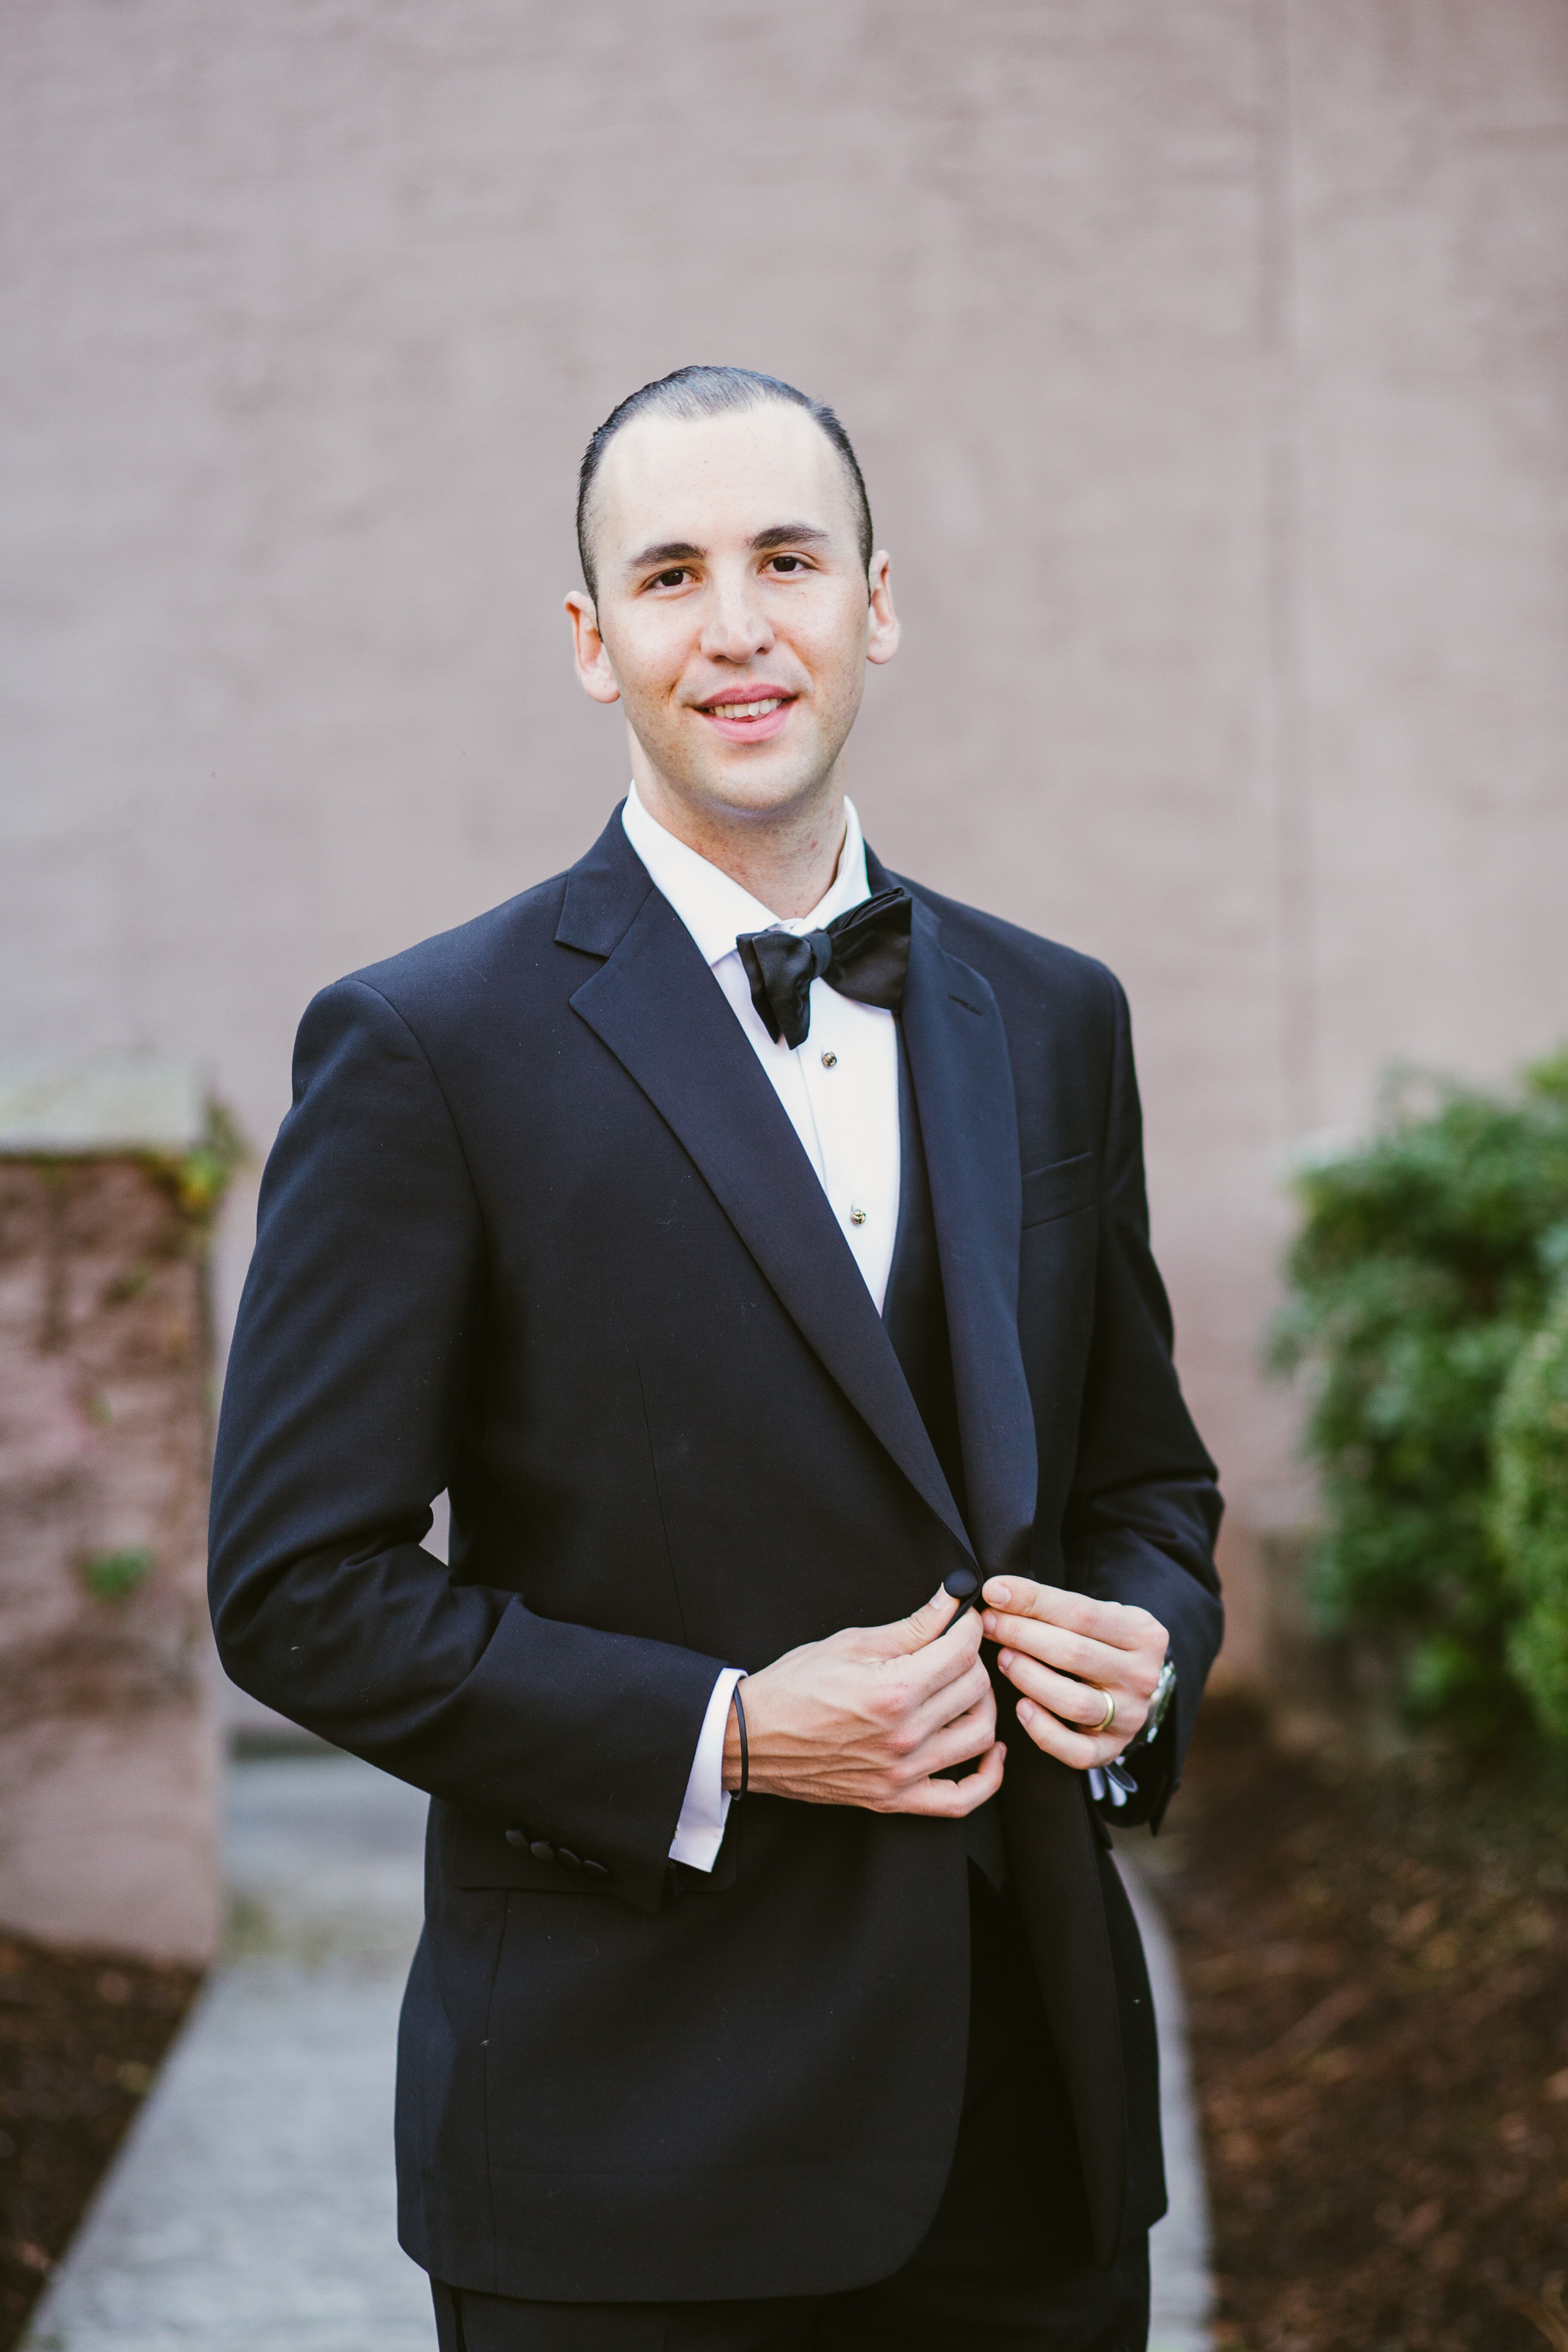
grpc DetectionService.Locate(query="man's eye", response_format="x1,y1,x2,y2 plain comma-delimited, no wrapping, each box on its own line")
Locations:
652,568,689,589
768,556,806,574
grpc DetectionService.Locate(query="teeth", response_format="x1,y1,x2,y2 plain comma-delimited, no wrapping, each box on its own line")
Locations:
709,699,782,720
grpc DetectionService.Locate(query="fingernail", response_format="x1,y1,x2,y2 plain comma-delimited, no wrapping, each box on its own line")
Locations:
986,1582,1011,1606
998,1649,1014,1669
1017,1699,1035,1723
982,1612,997,1635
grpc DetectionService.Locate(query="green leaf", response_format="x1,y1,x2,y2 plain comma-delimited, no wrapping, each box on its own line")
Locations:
81,1548,156,1602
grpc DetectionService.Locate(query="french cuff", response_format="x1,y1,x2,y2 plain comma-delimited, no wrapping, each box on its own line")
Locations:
668,1666,746,1871
1087,1756,1131,1809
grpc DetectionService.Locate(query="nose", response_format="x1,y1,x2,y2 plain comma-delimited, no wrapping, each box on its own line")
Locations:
699,565,774,665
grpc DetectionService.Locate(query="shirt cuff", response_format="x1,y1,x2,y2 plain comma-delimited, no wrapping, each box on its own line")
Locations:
1087,1753,1130,1808
669,1667,746,1871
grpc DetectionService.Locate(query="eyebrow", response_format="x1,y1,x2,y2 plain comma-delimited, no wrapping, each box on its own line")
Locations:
750,522,830,551
626,539,705,572
625,522,832,573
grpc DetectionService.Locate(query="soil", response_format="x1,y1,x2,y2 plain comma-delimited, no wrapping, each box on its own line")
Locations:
1151,1698,1568,2352
0,1934,199,2349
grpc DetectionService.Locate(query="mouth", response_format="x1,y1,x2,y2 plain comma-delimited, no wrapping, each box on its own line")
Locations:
694,689,797,744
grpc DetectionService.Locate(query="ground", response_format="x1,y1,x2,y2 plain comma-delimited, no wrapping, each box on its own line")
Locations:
1151,1699,1568,2352
6,1714,1567,2352
0,1938,198,2348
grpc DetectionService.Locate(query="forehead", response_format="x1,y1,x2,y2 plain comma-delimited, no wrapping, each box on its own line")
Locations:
592,403,857,565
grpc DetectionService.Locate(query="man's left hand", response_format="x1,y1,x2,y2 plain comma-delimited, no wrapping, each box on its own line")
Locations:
980,1579,1168,1771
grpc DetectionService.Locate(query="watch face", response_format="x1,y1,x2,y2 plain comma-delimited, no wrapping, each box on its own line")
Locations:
1135,1658,1175,1748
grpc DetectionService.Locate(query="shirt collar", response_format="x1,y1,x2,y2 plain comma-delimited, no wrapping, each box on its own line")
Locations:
621,780,871,971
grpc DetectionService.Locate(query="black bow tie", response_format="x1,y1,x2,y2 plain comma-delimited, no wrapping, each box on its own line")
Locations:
736,887,913,1050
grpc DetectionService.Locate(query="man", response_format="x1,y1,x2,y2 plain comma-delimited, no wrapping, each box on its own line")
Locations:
209,365,1222,2352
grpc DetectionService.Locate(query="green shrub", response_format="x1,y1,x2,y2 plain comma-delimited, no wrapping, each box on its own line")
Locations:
80,1547,156,1602
1271,1048,1568,1743
1493,1271,1568,1741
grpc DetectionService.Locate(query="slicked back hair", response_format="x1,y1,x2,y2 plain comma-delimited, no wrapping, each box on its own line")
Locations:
575,365,873,602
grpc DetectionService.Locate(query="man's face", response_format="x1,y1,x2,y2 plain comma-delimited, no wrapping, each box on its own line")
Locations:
567,403,898,827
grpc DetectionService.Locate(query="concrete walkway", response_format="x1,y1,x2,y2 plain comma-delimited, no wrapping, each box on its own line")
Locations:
1125,1857,1215,2352
23,1755,1211,2350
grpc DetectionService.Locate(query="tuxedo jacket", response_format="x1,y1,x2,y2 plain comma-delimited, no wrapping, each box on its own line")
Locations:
208,808,1223,2302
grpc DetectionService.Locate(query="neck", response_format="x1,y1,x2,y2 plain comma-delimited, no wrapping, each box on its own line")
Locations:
630,760,848,919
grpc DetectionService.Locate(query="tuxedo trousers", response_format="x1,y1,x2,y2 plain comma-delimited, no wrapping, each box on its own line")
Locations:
429,1867,1151,2352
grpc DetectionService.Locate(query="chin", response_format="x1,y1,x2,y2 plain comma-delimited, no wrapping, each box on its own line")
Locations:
678,748,831,822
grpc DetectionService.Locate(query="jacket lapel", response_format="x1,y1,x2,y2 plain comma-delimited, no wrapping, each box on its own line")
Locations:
559,815,972,1561
876,860,1039,1582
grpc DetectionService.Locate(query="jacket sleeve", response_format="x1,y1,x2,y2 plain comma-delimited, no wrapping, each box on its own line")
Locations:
208,977,725,1912
1063,973,1224,1830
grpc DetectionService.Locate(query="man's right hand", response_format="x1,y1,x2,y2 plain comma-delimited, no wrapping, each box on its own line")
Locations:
722,1586,1004,1816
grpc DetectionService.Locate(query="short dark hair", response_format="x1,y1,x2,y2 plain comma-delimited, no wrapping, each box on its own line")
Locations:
576,365,873,601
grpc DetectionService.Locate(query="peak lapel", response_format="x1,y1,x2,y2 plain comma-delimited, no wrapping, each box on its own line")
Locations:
561,825,971,1560
892,888,1038,1581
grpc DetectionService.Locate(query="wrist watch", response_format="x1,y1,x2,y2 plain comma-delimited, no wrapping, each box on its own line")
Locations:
1100,1654,1175,1798
1122,1654,1175,1756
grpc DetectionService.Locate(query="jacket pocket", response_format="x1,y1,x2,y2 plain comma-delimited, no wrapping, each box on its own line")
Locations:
1020,1151,1097,1228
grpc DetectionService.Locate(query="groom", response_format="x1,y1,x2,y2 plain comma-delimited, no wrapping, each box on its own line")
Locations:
209,366,1223,2351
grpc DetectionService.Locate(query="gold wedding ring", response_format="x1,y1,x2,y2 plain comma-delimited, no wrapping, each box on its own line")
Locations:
1092,1688,1117,1734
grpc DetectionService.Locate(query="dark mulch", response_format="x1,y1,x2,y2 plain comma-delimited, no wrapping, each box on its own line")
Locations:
0,1935,199,2349
1151,1697,1568,2352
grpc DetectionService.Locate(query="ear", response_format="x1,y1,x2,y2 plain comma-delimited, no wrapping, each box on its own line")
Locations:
866,552,900,667
564,590,621,705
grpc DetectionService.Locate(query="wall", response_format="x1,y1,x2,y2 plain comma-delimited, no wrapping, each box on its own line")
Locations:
0,1148,219,1965
3,0,1566,1682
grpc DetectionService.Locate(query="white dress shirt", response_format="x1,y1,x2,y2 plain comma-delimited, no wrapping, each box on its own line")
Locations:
621,784,901,1870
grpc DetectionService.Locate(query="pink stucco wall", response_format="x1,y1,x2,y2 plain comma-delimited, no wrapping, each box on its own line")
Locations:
3,3,1566,1685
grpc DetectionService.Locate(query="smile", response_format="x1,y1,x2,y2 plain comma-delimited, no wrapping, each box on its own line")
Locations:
700,698,788,721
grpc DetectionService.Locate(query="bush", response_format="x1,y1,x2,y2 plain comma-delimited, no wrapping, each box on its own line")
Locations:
1493,1272,1568,1741
1271,1048,1568,1743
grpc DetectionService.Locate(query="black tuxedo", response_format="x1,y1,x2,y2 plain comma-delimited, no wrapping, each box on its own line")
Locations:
208,809,1222,2307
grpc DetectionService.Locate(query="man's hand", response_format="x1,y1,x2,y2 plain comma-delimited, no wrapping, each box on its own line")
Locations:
723,1587,1004,1816
980,1578,1167,1771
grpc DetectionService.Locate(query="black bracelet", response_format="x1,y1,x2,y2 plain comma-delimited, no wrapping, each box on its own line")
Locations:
732,1680,749,1800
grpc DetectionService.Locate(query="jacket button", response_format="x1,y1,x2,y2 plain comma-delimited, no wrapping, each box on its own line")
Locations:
555,1848,582,1870
529,1839,556,1864
580,1859,609,1882
504,1829,528,1849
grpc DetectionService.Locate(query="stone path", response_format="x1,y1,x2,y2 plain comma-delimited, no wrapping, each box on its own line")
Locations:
22,1754,1210,2350
1125,1859,1215,2352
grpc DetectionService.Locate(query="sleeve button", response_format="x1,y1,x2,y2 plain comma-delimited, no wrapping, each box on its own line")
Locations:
529,1839,556,1864
580,1859,609,1882
504,1829,528,1849
555,1848,582,1870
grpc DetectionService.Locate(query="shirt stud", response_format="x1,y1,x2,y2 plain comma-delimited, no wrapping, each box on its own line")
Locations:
849,1207,867,1226
821,1051,837,1069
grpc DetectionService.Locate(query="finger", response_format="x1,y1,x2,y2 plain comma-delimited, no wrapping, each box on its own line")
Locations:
879,1584,963,1657
995,1648,1145,1738
982,1581,1163,1659
876,1608,983,1722
902,1656,993,1747
902,1685,998,1779
897,1740,1007,1819
1011,1695,1121,1771
982,1612,1159,1701
902,1604,985,1697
